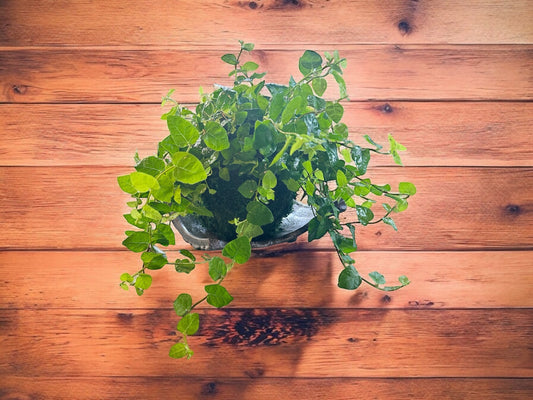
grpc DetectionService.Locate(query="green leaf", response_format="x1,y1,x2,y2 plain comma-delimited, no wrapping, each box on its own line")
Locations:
167,115,200,147
141,252,168,270
338,266,362,290
307,216,331,241
262,170,277,190
312,77,327,96
246,201,274,226
152,172,174,202
221,53,238,66
208,256,227,281
333,123,349,140
172,152,207,184
129,172,160,192
399,182,417,195
331,231,357,254
369,271,386,285
204,121,230,151
175,259,195,274
283,178,300,192
253,121,277,156
173,293,192,316
269,93,286,122
123,213,148,229
364,135,383,150
179,249,196,261
119,282,129,290
257,186,274,201
205,284,234,308
325,102,344,123
299,50,323,75
351,146,370,175
236,220,264,239
336,170,348,187
332,70,347,99
356,205,374,226
122,231,150,252
281,96,304,124
382,216,398,231
304,179,315,196
177,313,200,335
241,61,259,72
383,203,393,213
399,275,410,285
159,135,180,155
156,223,175,245
222,236,251,264
134,273,152,290
269,135,292,166
241,42,255,51
117,175,137,194
397,200,409,212
169,342,192,359
238,179,258,199
135,156,165,177
142,204,162,221
388,134,406,166
120,272,134,283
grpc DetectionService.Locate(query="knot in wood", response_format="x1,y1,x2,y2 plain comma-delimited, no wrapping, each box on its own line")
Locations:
12,84,28,95
504,204,521,216
398,20,412,35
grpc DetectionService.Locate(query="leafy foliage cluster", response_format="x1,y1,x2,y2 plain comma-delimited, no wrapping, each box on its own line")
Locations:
118,42,416,359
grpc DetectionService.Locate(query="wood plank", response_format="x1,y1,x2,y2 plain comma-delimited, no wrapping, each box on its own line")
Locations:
1,46,531,103
1,376,532,400
2,102,532,167
0,167,531,250
1,251,531,310
0,309,531,377
1,0,531,46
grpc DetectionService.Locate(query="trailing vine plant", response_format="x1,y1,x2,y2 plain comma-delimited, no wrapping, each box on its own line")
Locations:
118,41,416,359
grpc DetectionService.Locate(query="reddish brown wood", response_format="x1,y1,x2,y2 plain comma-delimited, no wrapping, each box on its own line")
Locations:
1,0,531,46
1,309,531,378
1,376,532,400
1,46,531,103
1,1,531,396
2,102,531,167
1,250,530,310
0,167,530,250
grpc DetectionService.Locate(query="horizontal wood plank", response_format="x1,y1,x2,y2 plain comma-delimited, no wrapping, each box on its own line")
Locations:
1,0,531,46
0,167,531,251
0,166,530,251
2,102,532,167
0,251,531,310
1,376,532,400
1,46,531,103
1,309,531,378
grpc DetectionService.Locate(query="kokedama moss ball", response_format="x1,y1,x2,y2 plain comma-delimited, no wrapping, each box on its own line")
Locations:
200,168,296,242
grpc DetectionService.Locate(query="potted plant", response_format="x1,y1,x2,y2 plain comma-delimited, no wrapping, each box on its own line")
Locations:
117,41,416,359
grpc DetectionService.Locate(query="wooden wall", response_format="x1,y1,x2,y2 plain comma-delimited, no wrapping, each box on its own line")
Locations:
1,1,532,398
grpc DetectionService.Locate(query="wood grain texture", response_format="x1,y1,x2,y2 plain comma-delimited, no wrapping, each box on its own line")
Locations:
2,46,531,103
1,309,531,377
1,0,531,396
1,377,532,400
1,251,531,310
1,0,532,46
0,167,530,250
2,102,532,167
